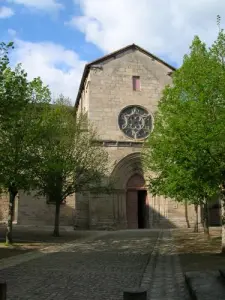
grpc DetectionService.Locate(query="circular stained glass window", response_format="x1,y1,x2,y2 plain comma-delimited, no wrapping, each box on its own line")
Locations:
118,105,152,140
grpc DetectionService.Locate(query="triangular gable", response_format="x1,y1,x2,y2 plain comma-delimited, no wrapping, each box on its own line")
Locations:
75,44,176,107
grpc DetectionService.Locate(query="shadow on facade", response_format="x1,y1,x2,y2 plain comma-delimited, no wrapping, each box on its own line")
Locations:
74,194,183,230
145,203,178,229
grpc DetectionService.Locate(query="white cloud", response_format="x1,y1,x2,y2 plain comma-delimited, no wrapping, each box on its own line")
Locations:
8,28,17,36
7,0,63,11
11,39,86,102
0,6,14,18
69,0,225,64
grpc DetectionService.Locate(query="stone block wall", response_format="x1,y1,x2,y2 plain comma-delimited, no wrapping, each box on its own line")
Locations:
88,194,115,230
0,48,205,229
84,48,172,141
75,191,127,230
0,194,8,223
0,193,18,224
148,195,199,229
75,47,187,230
17,191,75,226
89,192,127,230
167,200,198,228
74,192,89,229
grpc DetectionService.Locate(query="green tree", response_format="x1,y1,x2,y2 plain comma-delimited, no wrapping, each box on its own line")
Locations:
33,98,110,236
143,150,213,234
143,25,225,251
0,42,51,244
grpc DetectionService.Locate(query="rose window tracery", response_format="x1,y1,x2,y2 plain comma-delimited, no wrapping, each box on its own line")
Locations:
118,106,152,139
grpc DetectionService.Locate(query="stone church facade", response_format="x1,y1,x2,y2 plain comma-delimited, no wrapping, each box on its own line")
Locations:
1,44,219,229
73,44,198,230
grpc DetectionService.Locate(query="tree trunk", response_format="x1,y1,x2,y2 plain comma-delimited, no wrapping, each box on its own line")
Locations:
6,185,17,245
184,199,191,228
53,201,61,237
221,189,225,253
194,204,199,232
203,199,210,238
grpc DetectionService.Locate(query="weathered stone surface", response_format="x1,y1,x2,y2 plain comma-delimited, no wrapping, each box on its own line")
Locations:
0,46,209,230
0,230,160,300
185,271,225,300
75,47,201,231
0,191,75,227
141,230,190,300
0,229,192,300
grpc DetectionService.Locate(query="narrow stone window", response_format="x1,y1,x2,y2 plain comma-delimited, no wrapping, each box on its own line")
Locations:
132,76,141,91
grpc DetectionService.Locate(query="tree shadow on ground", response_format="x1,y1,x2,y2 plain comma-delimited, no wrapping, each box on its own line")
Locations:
0,225,94,244
172,228,225,272
60,230,160,255
0,230,161,300
0,225,97,259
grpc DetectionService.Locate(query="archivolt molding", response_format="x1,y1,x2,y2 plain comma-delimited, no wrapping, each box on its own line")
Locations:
111,152,144,189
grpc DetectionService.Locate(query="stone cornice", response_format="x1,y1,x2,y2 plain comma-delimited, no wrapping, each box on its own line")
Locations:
93,140,143,148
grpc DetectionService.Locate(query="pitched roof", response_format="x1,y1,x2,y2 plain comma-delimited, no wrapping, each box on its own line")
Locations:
75,43,176,108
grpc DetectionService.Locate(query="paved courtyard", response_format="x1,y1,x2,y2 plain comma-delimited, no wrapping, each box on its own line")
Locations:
0,230,190,300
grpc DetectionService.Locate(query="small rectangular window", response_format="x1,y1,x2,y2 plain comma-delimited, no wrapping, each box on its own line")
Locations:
132,76,140,91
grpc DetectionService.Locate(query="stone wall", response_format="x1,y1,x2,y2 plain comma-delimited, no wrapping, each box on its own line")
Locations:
85,48,172,141
89,193,127,230
17,191,75,226
0,193,18,224
0,194,8,223
75,189,201,230
167,200,198,228
150,197,199,229
76,48,201,231
0,47,205,229
75,191,127,230
74,192,89,229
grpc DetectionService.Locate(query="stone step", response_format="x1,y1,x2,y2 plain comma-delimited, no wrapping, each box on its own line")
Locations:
185,271,225,300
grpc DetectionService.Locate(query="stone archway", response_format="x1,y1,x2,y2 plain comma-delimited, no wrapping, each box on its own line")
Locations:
110,152,150,229
111,152,143,190
126,174,149,229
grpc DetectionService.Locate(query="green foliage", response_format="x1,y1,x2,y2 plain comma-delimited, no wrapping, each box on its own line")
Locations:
143,23,225,206
32,97,110,235
0,41,51,243
0,41,51,193
34,96,110,202
0,40,110,237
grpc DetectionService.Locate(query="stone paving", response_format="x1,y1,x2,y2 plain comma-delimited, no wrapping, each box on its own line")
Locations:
0,231,108,271
143,230,190,300
0,229,190,300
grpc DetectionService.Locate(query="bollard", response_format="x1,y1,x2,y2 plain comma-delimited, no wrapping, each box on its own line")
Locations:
123,289,147,300
0,282,6,300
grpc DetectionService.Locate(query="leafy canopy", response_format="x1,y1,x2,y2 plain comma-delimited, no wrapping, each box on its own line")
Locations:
143,26,225,204
33,97,110,202
0,42,51,193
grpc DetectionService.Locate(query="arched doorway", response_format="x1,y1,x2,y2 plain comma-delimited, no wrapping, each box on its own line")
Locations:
126,174,149,229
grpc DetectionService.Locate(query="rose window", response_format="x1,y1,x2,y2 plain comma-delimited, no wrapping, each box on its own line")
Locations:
118,106,152,139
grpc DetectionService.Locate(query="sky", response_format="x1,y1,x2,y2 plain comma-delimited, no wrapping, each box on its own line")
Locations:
0,0,225,102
